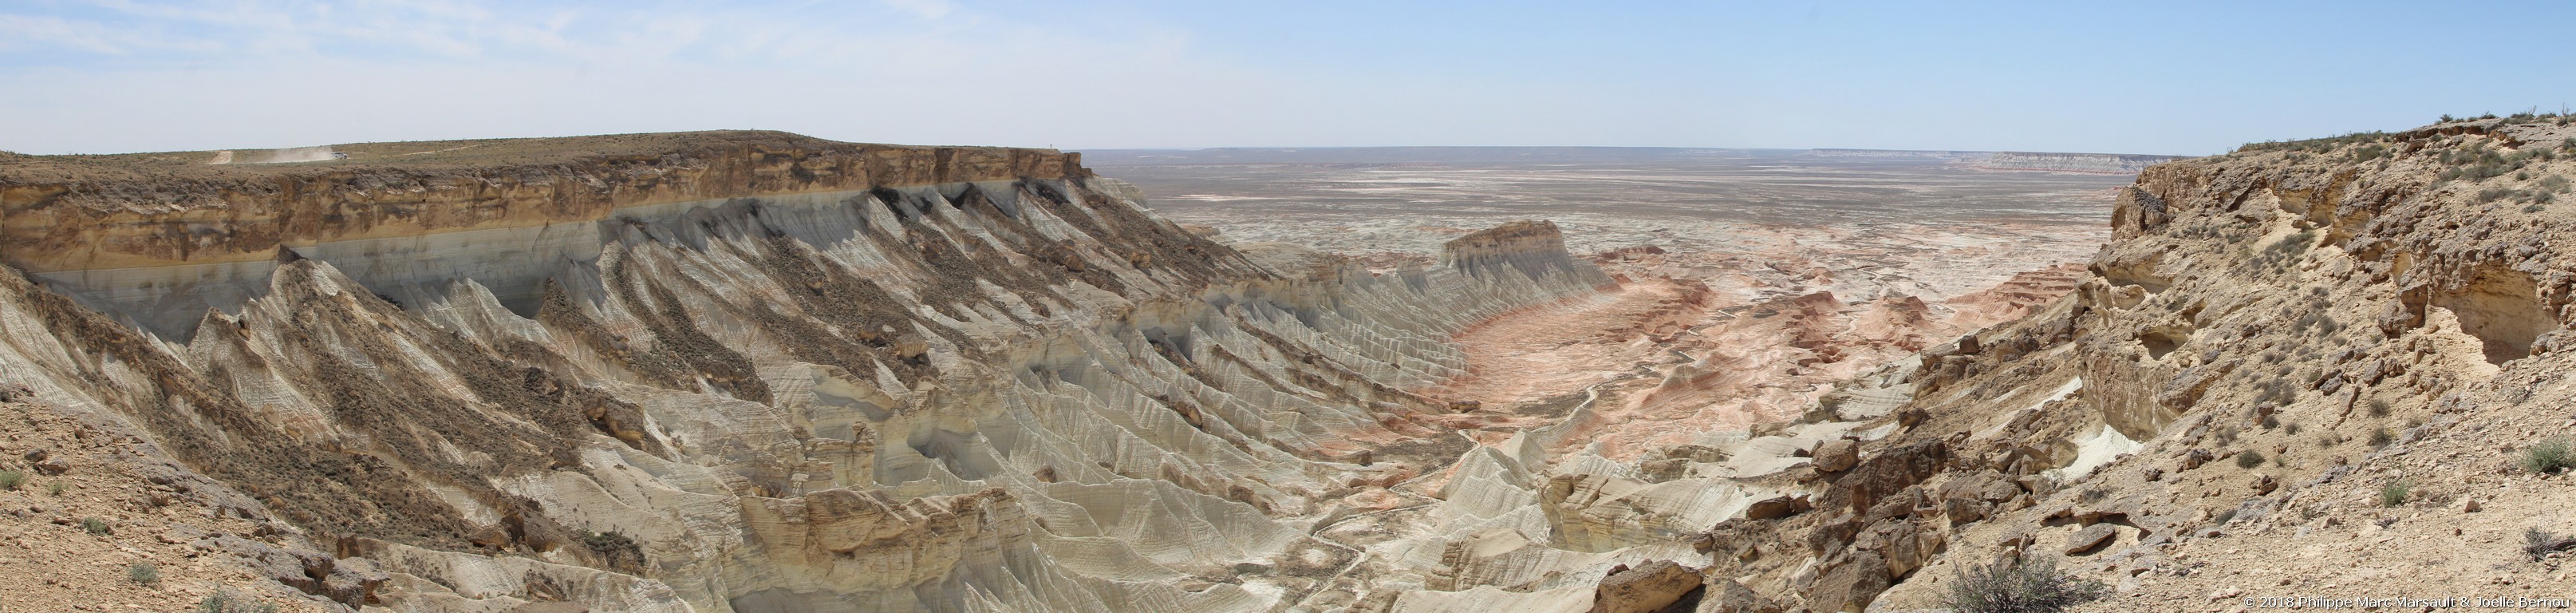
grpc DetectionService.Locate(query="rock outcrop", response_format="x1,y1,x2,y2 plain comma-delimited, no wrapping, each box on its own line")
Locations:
1580,116,2576,611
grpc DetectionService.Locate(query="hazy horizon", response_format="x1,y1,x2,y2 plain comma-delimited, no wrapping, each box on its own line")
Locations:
4,1,2570,156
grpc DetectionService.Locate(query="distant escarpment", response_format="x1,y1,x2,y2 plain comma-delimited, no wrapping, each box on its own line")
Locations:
0,132,1615,611
1,131,1085,335
1970,151,2183,174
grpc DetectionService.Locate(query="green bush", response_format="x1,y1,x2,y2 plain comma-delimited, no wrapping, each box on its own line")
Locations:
45,481,65,496
1943,556,2109,613
0,469,22,491
2235,451,2265,469
2380,481,2410,507
81,516,109,536
2523,439,2574,474
129,561,160,587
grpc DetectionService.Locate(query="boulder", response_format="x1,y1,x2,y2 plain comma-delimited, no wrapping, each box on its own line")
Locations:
1813,440,1860,473
1745,496,1799,520
1698,579,1783,613
2065,523,2118,555
1809,552,1892,612
1589,560,1702,613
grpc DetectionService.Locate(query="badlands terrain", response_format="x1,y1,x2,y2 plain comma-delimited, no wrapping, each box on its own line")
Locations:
0,120,2573,613
1097,148,2140,455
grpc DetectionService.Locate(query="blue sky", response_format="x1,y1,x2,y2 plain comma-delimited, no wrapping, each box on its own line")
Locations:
2,1,2569,155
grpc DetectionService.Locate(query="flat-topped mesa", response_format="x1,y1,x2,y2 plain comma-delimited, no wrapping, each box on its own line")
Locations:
0,130,1091,334
1441,219,1604,283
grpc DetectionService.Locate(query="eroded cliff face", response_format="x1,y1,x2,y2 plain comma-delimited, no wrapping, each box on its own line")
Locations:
0,132,1618,611
1,132,1083,335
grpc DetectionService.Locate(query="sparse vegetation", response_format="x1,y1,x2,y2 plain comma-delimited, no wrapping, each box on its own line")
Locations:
2527,528,2576,561
0,469,22,491
81,516,109,536
2078,488,2107,504
1941,556,2109,613
581,530,647,571
2380,481,2410,507
2368,399,2390,417
2258,413,2280,430
2235,450,2265,469
2251,378,2298,408
2236,131,2391,155
2369,427,2395,448
198,591,281,613
46,481,65,496
2284,422,2302,436
129,561,160,586
2251,230,2316,269
2522,438,2574,474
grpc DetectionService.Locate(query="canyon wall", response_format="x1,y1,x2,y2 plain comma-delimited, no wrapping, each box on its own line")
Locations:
0,132,1615,611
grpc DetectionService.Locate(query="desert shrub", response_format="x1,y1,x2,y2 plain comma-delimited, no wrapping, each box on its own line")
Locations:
46,481,65,496
2369,427,2395,448
2368,399,2390,417
2477,188,2521,204
2526,528,2574,561
2285,422,2302,436
2541,175,2570,192
81,516,109,536
0,469,22,491
2252,378,2297,406
1942,556,2108,613
2529,204,2549,213
2078,488,2107,504
2235,451,2265,469
2353,144,2389,161
581,530,647,571
2252,230,2317,269
198,591,281,613
2380,481,2410,507
129,561,160,586
2523,439,2575,474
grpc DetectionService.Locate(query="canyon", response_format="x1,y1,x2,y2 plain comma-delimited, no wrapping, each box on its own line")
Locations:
1,120,2571,613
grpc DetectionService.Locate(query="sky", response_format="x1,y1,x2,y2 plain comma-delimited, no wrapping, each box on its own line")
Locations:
2,1,2570,156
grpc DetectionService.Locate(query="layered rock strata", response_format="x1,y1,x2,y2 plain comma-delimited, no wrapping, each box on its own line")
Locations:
0,132,1615,611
